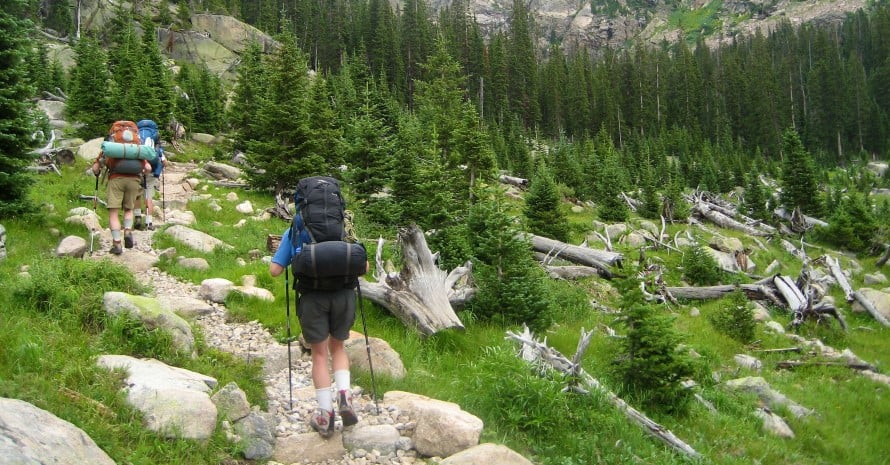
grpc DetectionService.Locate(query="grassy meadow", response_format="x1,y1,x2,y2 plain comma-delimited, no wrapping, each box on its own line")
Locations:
1,148,888,465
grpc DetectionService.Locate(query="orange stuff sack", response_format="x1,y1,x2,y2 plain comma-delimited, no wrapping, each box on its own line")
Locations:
108,120,141,144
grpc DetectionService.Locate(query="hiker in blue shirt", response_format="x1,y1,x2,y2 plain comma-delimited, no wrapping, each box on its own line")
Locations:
268,217,363,437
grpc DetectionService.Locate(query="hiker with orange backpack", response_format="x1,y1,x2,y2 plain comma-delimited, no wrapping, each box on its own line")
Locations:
91,121,154,255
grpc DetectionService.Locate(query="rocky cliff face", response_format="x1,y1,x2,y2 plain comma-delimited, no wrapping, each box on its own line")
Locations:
435,0,871,53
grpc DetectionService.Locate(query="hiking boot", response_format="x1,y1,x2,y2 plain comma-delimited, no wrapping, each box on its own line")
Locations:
338,390,358,427
110,242,122,255
134,216,143,231
124,233,134,249
310,408,335,438
146,223,155,231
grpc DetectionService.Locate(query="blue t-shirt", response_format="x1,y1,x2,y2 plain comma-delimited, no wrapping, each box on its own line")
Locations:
271,221,311,268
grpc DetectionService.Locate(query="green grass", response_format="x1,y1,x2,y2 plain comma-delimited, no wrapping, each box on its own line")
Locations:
3,152,890,464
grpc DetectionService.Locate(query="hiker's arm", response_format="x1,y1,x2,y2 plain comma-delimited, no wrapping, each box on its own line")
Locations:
269,229,295,277
269,262,284,277
91,154,104,176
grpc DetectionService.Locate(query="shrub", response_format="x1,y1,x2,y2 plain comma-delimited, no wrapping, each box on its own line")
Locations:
709,288,756,343
680,245,723,285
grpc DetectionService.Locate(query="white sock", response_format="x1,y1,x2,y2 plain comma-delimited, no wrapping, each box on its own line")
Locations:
145,214,153,224
134,209,142,217
111,229,122,241
123,218,133,229
316,386,333,412
334,370,351,393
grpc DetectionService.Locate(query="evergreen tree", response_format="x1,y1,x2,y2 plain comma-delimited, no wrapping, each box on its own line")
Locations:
594,129,629,222
820,192,877,252
468,190,552,332
742,173,770,221
524,161,570,242
0,0,36,217
66,35,113,137
614,278,694,413
245,32,320,192
779,128,822,215
227,40,267,147
638,163,662,219
135,21,174,124
107,16,143,120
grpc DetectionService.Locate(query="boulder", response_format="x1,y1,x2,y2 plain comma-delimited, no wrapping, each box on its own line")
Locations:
440,443,535,465
201,278,235,303
211,382,251,422
96,355,218,440
384,391,483,458
54,235,88,258
724,376,813,418
342,424,401,456
851,288,890,322
103,292,195,353
345,334,406,380
272,432,347,464
0,398,115,465
164,224,231,252
77,137,103,161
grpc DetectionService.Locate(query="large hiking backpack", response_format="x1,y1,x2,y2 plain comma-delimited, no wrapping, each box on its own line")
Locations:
137,119,164,176
289,176,367,291
103,120,151,173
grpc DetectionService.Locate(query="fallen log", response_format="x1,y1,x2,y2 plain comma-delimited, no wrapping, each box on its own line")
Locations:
499,174,529,189
819,255,854,302
544,265,604,280
774,207,828,229
693,201,769,236
528,234,623,277
506,327,702,459
776,360,876,371
666,282,784,307
876,244,890,268
357,225,468,336
851,291,890,327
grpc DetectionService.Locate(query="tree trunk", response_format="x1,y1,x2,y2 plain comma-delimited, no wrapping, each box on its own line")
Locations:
528,234,623,278
692,201,770,236
821,255,854,302
358,225,468,336
506,327,702,459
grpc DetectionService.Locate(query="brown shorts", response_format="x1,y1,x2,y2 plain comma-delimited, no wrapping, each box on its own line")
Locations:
106,176,142,210
297,288,356,344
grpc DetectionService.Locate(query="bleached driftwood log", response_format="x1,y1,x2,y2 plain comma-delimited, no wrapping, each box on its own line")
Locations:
499,174,529,189
506,327,702,459
692,200,770,236
774,207,828,229
544,265,604,280
819,255,855,302
528,234,623,278
851,291,890,327
666,281,784,308
358,225,469,336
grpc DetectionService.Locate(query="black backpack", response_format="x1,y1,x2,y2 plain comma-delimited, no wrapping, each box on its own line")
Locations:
289,176,367,291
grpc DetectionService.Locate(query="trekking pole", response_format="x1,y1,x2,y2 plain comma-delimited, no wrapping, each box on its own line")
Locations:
93,173,99,212
356,281,379,414
284,268,294,411
161,172,166,222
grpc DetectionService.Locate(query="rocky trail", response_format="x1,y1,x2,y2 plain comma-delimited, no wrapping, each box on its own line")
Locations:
92,161,427,465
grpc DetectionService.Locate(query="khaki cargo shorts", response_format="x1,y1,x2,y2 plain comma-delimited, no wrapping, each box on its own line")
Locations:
107,176,142,210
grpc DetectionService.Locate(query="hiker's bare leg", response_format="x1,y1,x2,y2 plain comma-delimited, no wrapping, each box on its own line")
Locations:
311,337,332,389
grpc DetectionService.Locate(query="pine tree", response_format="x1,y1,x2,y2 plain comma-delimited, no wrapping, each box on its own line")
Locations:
524,161,570,242
742,173,770,221
594,129,629,222
66,35,113,137
779,128,822,216
227,40,267,147
244,32,319,192
0,0,36,217
467,191,552,332
614,278,694,413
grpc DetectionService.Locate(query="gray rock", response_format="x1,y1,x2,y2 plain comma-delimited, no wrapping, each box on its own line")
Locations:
54,235,88,258
864,272,888,285
158,295,214,319
440,443,535,465
76,137,103,161
96,355,218,440
103,291,195,353
272,432,347,463
851,288,890,322
342,424,401,455
755,408,795,438
233,411,276,460
203,161,243,180
165,224,231,252
345,336,406,380
178,256,210,271
0,397,116,465
236,200,254,214
212,382,251,422
201,278,235,303
724,376,813,418
385,391,482,458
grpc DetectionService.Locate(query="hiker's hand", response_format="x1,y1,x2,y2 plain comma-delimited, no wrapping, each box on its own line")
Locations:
91,162,100,176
